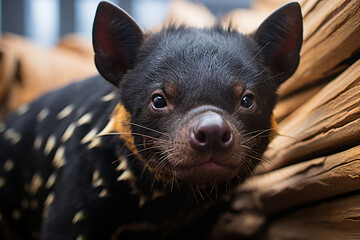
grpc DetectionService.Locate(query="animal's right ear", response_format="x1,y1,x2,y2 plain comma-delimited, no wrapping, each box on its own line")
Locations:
93,1,144,87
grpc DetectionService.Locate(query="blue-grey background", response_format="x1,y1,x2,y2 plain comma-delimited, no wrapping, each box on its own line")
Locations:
0,0,251,47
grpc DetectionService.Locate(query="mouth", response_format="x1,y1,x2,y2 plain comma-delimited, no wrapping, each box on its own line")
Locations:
172,156,238,184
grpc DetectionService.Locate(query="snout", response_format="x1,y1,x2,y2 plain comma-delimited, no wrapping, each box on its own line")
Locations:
168,109,240,184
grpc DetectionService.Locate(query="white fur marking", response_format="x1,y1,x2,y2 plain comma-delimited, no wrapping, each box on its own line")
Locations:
12,209,21,220
44,135,56,155
72,211,85,224
0,177,5,188
57,105,74,120
34,136,43,150
37,109,49,121
76,113,92,126
116,160,128,171
45,173,56,189
80,128,98,144
101,92,116,102
29,173,43,195
17,104,29,115
3,159,14,172
53,146,65,168
61,123,76,142
117,170,134,182
4,128,21,145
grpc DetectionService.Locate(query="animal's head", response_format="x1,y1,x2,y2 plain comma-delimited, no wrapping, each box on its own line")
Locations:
93,1,302,190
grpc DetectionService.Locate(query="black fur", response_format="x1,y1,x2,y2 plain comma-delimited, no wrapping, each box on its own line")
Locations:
0,2,302,239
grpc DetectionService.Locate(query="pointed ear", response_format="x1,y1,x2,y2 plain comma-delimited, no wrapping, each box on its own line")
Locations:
253,2,303,85
93,1,144,86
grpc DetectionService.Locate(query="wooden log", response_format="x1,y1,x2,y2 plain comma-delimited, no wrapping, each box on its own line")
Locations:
150,0,216,32
0,33,97,118
266,192,360,240
212,146,360,238
260,60,360,171
279,0,360,97
239,146,360,214
221,9,270,34
273,83,325,122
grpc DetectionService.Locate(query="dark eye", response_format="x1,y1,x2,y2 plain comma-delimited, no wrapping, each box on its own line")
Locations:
241,94,254,109
152,94,167,109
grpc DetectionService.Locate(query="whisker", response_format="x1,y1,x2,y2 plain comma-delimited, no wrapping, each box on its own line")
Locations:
236,42,270,79
112,119,171,137
97,132,170,143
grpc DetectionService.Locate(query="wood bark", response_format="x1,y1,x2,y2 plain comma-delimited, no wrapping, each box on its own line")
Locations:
279,0,360,97
260,60,360,172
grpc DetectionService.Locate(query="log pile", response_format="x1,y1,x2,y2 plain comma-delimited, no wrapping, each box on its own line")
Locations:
0,34,96,119
213,0,360,239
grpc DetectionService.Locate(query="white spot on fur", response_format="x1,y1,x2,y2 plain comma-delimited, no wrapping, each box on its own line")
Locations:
98,189,109,198
101,92,116,102
0,123,5,133
34,136,43,150
3,159,14,172
72,211,85,224
93,178,104,188
4,128,21,145
30,199,39,210
150,190,165,200
0,177,5,188
80,128,98,144
87,138,102,149
12,209,21,220
61,123,76,142
117,170,134,182
57,105,74,120
29,173,43,196
76,113,92,126
53,146,65,168
21,198,29,209
44,193,54,209
44,135,56,155
45,173,56,189
116,160,128,171
138,195,147,208
43,193,54,219
92,168,100,183
76,235,85,240
37,109,49,121
17,104,29,115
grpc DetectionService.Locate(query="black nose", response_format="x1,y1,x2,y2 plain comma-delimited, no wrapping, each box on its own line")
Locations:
189,113,234,152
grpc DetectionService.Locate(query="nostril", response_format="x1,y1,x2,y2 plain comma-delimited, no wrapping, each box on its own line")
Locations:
196,130,207,143
222,131,232,143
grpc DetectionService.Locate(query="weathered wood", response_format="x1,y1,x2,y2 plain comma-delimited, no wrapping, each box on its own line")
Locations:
221,9,269,34
260,60,360,171
266,192,360,240
151,0,216,32
212,146,360,238
0,33,96,118
273,83,324,122
279,0,360,97
239,146,360,214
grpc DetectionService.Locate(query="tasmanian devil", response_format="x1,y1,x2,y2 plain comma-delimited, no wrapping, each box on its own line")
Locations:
0,1,302,239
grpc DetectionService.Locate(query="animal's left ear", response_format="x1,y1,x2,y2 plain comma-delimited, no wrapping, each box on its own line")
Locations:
253,2,303,85
93,1,144,87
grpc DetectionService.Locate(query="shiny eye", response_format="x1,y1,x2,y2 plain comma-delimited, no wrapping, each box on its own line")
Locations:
241,94,254,109
152,94,167,109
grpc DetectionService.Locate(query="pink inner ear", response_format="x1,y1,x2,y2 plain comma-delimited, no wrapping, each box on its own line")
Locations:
94,15,116,55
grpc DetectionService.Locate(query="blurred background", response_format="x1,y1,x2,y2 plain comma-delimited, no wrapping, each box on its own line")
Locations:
0,0,252,47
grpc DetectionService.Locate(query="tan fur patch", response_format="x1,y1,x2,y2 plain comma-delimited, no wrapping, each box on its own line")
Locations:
269,114,278,142
100,104,139,156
